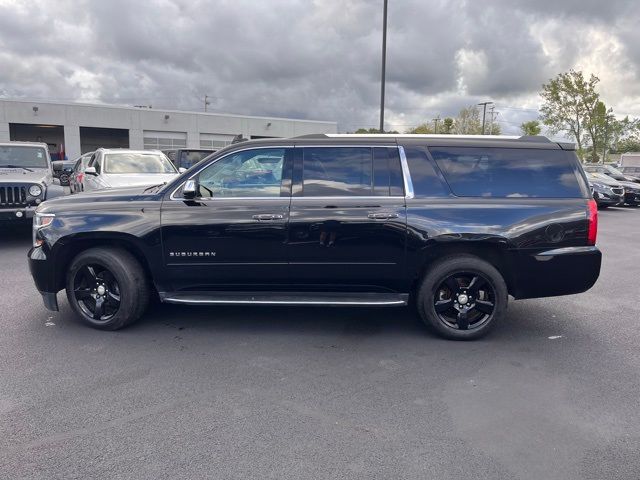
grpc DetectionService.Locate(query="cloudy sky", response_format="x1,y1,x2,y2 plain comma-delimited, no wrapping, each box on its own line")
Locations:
0,0,638,134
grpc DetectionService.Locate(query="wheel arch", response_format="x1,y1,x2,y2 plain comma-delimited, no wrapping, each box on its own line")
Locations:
410,240,515,297
51,233,157,293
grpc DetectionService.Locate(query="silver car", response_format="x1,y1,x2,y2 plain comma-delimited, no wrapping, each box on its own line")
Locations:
83,149,179,192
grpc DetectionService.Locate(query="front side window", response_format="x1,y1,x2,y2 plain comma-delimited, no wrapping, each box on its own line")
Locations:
0,146,48,168
430,147,584,198
104,153,176,174
197,148,285,198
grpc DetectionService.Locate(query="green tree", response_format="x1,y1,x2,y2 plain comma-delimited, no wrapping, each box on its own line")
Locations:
406,123,435,134
540,70,600,159
352,127,399,134
453,106,483,134
442,117,454,133
520,120,542,136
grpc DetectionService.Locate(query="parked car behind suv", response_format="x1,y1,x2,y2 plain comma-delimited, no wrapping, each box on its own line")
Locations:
162,148,216,171
586,172,625,208
29,134,601,340
0,141,65,223
584,164,640,184
51,160,75,186
68,151,94,194
82,149,179,192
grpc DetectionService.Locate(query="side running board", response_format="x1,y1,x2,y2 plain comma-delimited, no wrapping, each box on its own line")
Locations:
160,291,409,307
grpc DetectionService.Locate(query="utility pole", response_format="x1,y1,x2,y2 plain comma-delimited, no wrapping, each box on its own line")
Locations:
204,95,211,112
488,106,499,135
379,0,388,133
478,101,493,134
433,117,440,134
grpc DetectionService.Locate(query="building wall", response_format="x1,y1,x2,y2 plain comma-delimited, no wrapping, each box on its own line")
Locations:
0,99,337,159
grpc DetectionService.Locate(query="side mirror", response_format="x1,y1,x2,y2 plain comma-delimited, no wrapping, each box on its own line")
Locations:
85,166,97,176
183,179,198,200
179,167,187,173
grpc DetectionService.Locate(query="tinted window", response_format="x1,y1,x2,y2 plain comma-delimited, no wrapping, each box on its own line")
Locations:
302,147,372,196
372,147,404,196
404,146,449,197
430,147,583,198
197,148,285,198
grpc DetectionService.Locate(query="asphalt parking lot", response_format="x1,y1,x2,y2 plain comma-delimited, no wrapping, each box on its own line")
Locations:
1,208,639,480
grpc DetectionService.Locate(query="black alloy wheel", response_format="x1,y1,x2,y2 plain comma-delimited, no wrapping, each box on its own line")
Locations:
72,264,121,323
416,255,508,340
66,247,150,330
433,272,496,331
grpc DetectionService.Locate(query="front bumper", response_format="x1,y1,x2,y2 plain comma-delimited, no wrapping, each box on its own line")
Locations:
593,191,624,206
0,206,36,221
510,246,602,300
28,246,59,311
624,192,640,205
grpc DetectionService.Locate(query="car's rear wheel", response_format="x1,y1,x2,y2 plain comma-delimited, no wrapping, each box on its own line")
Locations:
416,256,508,340
66,248,149,330
59,173,70,185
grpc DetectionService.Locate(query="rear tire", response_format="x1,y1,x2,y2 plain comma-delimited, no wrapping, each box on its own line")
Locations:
416,255,508,340
66,247,149,330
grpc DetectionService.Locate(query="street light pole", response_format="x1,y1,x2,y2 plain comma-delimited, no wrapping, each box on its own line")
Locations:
379,0,388,133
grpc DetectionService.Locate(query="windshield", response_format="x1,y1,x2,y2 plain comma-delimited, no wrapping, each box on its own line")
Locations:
104,153,177,174
0,146,49,168
605,166,627,179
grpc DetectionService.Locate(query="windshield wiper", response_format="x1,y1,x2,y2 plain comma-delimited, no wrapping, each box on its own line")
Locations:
142,183,166,193
0,164,34,172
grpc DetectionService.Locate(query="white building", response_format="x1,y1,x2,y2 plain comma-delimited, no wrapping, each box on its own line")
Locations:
0,99,337,160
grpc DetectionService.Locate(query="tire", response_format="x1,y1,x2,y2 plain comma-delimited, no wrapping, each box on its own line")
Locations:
65,247,150,330
416,255,508,340
59,174,70,186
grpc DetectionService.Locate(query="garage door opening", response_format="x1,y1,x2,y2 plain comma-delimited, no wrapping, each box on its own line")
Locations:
9,123,65,159
80,127,129,153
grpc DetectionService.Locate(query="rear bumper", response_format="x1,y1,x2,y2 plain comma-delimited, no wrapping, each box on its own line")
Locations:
510,246,602,299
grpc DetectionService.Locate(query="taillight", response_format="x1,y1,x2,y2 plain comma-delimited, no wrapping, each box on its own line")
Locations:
587,199,598,245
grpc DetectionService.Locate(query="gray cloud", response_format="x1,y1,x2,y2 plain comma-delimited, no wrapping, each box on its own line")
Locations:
0,0,638,134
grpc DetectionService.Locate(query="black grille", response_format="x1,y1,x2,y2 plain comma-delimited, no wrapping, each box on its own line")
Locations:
0,185,28,207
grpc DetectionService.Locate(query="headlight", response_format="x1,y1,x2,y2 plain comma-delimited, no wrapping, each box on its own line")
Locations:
32,212,55,247
29,185,43,197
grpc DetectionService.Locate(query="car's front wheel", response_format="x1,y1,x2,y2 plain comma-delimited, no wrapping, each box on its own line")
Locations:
65,248,150,330
416,255,508,340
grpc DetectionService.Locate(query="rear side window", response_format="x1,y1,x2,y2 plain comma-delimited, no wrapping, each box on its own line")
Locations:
301,147,403,197
430,147,584,198
404,146,450,197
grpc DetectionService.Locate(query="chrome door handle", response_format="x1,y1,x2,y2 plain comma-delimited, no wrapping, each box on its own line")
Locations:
252,214,284,221
368,212,399,219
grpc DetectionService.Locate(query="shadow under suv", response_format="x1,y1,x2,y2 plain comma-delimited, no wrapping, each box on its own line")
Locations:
28,134,601,340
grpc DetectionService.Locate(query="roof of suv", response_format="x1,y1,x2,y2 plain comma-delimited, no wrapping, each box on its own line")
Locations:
222,134,574,151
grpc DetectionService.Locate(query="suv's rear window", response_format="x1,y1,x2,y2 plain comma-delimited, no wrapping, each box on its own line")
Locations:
430,147,584,198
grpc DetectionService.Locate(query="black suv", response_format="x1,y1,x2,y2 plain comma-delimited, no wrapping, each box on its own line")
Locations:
28,135,601,340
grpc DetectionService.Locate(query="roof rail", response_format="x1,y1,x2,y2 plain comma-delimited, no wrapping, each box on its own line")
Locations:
293,134,330,139
517,135,552,143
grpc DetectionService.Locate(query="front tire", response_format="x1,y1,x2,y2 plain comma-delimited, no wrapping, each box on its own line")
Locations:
65,248,150,330
416,255,508,340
